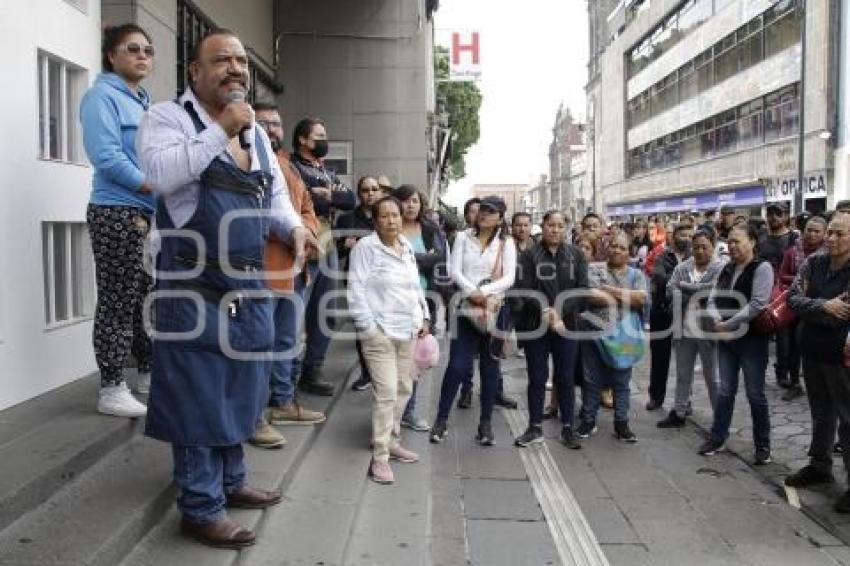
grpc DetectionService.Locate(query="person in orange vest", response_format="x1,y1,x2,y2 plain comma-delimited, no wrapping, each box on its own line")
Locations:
250,102,325,449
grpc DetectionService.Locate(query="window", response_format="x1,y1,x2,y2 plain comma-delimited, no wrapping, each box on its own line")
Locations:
651,71,679,116
764,0,801,58
37,51,86,162
738,17,764,71
325,141,353,189
695,49,713,92
626,0,712,78
678,0,711,36
738,99,764,147
176,0,215,95
42,222,95,326
678,60,698,103
627,84,800,178
713,34,739,84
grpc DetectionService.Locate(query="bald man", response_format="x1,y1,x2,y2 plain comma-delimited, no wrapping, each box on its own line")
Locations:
786,215,850,513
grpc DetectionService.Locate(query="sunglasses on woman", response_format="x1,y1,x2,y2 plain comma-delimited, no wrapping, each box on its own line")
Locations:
119,43,155,57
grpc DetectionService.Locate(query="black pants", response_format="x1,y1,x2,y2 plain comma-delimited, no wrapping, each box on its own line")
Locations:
525,332,577,427
86,204,153,386
775,323,801,386
802,358,850,482
648,309,673,404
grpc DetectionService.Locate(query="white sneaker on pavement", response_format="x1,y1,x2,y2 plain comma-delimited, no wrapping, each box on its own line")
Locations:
98,383,147,418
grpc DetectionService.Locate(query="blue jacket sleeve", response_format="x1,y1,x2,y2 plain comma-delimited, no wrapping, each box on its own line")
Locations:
80,91,145,190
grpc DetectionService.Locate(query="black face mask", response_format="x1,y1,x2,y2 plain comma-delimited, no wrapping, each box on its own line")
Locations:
268,136,282,153
311,140,329,158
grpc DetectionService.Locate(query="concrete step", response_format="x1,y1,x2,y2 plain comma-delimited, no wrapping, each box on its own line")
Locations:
0,437,173,566
120,337,360,566
0,374,142,533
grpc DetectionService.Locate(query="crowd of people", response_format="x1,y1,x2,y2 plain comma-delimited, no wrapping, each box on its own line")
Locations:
80,24,850,549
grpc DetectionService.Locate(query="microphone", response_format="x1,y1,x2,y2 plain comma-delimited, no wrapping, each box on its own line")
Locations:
227,90,251,150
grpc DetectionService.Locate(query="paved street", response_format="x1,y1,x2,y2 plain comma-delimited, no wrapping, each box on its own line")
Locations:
219,339,850,565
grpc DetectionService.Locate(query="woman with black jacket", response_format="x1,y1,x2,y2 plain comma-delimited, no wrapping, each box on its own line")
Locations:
394,185,448,431
511,211,588,449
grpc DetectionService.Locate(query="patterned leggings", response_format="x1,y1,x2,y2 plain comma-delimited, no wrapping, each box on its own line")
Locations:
86,204,153,386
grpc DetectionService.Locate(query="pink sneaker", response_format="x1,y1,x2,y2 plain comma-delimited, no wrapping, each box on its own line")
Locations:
389,444,420,463
369,459,394,484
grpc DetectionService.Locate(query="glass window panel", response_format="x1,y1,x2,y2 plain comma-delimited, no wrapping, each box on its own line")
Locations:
38,55,45,158
53,225,68,322
678,0,711,36
765,1,801,57
714,35,739,84
696,50,713,91
48,58,62,159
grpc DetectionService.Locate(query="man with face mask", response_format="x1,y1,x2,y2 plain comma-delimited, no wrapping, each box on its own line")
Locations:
289,118,357,396
646,223,694,412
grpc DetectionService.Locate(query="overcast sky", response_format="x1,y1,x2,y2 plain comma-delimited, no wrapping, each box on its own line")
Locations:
435,0,589,208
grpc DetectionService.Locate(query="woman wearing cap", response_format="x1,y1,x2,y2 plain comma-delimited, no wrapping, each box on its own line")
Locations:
431,195,517,446
348,196,430,484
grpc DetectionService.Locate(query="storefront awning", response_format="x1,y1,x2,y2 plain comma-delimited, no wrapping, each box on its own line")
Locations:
607,185,764,216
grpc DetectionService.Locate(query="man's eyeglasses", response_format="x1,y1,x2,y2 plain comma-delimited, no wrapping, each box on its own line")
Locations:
257,120,282,129
119,43,155,57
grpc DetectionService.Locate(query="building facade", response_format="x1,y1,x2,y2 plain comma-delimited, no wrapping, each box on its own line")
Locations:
0,0,437,411
548,105,588,223
587,0,839,219
471,183,529,219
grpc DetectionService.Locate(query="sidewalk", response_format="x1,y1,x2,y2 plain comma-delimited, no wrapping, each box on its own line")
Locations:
499,354,850,565
628,342,850,546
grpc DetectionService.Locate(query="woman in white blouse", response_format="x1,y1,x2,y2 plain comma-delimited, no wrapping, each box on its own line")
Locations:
348,196,430,485
430,196,517,446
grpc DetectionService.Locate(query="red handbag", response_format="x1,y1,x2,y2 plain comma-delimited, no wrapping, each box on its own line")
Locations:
753,286,796,334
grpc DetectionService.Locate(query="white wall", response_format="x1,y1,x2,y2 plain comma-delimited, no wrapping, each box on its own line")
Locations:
0,0,102,409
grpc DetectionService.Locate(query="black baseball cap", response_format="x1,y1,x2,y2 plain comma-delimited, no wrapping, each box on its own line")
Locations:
766,201,790,213
479,195,507,214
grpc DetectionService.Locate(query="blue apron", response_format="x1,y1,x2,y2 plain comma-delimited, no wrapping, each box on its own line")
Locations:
145,100,275,446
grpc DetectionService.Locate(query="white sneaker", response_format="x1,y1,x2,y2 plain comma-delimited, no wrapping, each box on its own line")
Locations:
132,372,151,395
98,383,147,418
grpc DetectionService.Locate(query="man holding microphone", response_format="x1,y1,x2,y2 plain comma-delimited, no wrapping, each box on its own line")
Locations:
137,29,305,548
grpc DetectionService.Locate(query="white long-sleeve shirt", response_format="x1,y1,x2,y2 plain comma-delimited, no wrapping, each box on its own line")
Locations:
450,229,516,298
347,233,428,341
136,88,301,240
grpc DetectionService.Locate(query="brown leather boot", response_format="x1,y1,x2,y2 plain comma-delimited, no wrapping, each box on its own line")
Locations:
180,516,256,549
225,485,283,509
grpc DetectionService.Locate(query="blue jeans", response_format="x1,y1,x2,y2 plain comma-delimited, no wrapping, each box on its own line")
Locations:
293,259,333,379
172,444,245,524
436,316,502,423
403,381,419,421
459,306,509,398
525,331,578,427
710,335,771,449
580,342,632,425
268,277,309,407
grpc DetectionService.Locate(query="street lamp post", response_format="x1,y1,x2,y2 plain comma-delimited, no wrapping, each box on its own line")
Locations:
795,0,808,216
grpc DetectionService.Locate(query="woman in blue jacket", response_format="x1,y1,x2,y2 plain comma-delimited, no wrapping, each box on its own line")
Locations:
81,24,154,418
